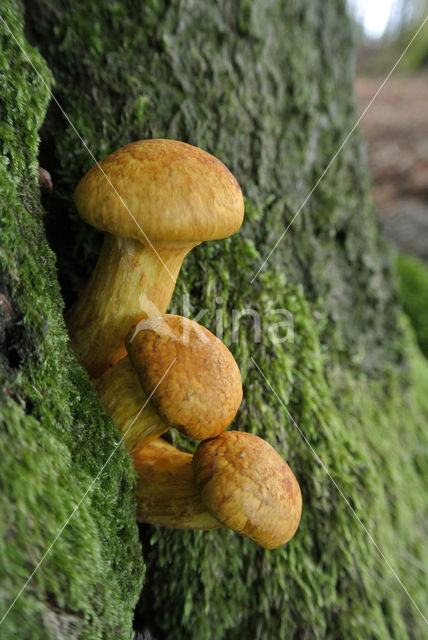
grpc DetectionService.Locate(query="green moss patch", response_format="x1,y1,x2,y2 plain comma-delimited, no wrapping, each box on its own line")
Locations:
0,3,143,638
396,253,428,357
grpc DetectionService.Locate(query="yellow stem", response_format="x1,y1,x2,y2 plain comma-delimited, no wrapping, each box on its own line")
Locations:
133,439,222,529
95,356,168,455
66,234,193,378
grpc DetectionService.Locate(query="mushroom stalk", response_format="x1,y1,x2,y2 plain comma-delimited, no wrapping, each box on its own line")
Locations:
133,439,222,529
95,355,169,455
66,234,194,378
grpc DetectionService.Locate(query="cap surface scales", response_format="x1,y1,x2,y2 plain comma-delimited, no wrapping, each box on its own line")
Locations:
193,431,302,549
74,139,244,246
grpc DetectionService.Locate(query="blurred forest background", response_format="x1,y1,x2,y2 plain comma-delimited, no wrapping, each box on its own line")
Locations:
349,0,428,356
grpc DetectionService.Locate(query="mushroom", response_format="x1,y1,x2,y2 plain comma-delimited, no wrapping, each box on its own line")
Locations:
134,431,302,549
66,139,244,378
193,431,302,549
38,167,53,190
126,314,243,439
133,438,221,529
95,314,243,451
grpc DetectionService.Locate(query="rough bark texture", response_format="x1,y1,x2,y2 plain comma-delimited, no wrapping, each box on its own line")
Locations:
1,1,427,639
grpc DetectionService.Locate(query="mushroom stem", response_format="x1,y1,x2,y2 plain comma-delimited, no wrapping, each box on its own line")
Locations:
66,234,194,378
95,356,169,455
133,439,222,530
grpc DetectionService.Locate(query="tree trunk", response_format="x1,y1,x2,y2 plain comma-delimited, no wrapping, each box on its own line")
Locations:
1,1,427,639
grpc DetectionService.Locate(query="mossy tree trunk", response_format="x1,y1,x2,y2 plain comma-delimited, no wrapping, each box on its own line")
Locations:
1,1,427,639
0,4,143,639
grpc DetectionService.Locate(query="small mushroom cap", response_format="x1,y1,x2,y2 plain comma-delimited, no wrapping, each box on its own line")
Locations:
192,431,302,549
74,139,244,247
126,315,243,440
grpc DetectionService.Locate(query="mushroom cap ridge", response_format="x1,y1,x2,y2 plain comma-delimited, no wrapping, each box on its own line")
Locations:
192,431,302,549
126,315,243,440
74,139,244,247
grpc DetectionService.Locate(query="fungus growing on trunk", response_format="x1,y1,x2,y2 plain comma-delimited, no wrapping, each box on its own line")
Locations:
126,314,243,439
135,431,302,549
193,431,302,549
95,314,243,450
66,139,244,378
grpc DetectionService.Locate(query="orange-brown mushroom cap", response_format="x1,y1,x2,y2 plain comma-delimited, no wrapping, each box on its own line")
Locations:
74,139,244,246
125,315,243,440
192,431,302,549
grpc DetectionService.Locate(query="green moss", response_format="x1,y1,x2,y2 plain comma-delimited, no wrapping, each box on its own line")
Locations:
0,3,143,638
396,253,428,357
1,0,427,638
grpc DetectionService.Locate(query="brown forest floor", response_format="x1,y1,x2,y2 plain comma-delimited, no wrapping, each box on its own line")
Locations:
356,75,428,261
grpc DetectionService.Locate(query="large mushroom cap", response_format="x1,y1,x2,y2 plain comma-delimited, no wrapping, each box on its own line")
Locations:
126,315,243,440
192,431,302,549
74,139,244,247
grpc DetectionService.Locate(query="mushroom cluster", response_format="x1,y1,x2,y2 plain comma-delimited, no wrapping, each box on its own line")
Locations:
68,139,302,549
67,138,244,378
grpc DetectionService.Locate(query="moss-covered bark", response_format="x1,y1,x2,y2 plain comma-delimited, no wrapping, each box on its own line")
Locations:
1,0,427,638
397,253,428,357
0,3,143,639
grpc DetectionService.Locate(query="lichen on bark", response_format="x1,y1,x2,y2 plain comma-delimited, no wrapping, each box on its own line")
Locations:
1,1,427,639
